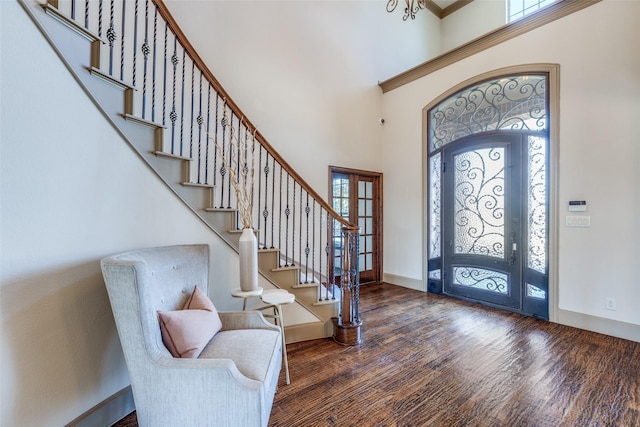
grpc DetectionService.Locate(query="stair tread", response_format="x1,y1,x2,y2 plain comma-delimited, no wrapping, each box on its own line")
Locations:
90,67,135,91
293,282,319,289
271,265,300,272
123,113,166,129
259,248,280,253
313,299,340,306
155,151,191,161
204,207,236,212
43,3,103,43
182,181,214,188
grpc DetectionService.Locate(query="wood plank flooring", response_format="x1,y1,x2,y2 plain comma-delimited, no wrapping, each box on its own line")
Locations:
115,283,640,427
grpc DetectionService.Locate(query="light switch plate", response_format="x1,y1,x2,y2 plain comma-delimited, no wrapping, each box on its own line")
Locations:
566,215,590,227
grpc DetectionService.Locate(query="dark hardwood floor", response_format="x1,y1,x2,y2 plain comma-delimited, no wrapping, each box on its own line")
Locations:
115,283,640,426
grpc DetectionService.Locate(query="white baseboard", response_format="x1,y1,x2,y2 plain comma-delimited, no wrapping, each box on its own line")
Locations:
65,385,134,427
382,273,425,292
557,309,640,343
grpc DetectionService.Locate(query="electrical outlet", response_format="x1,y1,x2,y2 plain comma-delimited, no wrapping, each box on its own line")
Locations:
605,297,617,311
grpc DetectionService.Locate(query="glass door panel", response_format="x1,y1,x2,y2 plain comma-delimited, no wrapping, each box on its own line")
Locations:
330,168,381,284
442,135,522,309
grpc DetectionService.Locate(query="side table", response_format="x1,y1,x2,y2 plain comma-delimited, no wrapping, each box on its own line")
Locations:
231,287,263,311
259,290,295,384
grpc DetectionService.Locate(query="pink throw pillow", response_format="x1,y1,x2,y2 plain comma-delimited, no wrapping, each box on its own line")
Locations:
158,286,222,358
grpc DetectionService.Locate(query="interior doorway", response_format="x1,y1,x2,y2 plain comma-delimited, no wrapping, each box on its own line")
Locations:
329,166,383,284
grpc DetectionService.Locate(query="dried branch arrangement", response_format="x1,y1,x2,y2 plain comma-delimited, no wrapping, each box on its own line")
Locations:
207,104,256,229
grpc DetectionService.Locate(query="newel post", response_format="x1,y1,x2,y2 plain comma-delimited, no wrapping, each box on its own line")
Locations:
332,224,362,345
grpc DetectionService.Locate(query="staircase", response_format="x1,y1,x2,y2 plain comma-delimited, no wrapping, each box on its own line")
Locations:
20,0,362,344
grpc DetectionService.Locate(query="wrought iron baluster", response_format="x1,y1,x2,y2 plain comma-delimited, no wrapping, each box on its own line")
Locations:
284,174,290,266
226,114,233,209
179,48,186,156
312,200,316,283
196,71,203,184
140,0,150,118
238,121,247,229
189,60,195,161
291,182,296,267
304,194,310,283
151,4,158,122
257,146,263,246
250,130,256,230
262,154,270,248
237,118,243,216
170,35,178,153
219,106,227,208
299,188,304,279
120,0,126,81
270,156,276,248
318,208,323,293
161,22,167,126
241,123,248,206
354,231,361,321
278,165,283,263
132,0,138,86
98,0,103,37
84,0,89,29
325,238,331,300
212,94,220,194
107,0,116,76
71,0,76,20
204,83,211,184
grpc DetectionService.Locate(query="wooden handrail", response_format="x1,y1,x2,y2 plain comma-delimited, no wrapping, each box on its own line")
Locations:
153,0,354,229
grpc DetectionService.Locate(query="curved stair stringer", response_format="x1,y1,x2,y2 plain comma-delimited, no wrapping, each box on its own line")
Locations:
19,0,336,342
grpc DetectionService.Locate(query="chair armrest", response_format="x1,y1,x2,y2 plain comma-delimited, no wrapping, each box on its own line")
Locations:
218,310,279,332
135,356,269,425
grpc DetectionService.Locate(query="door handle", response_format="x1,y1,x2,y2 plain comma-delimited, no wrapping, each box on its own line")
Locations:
509,233,517,265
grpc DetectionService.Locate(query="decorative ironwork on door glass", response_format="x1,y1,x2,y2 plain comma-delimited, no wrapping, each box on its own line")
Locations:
527,135,546,274
453,147,505,258
453,267,508,294
429,152,442,259
429,75,547,151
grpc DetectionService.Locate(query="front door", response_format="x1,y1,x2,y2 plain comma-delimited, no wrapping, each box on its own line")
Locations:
330,167,382,284
427,72,550,320
442,134,523,309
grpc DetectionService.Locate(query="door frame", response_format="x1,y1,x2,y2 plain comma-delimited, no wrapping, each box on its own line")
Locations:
329,166,383,284
422,64,560,322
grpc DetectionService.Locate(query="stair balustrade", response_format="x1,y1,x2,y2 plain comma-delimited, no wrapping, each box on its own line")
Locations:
36,0,362,343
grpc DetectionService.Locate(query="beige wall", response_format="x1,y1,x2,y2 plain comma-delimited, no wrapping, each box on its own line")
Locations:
381,0,640,328
163,0,441,197
0,2,243,424
441,0,506,52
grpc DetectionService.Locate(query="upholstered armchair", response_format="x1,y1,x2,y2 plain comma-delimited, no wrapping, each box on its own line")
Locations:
100,244,282,427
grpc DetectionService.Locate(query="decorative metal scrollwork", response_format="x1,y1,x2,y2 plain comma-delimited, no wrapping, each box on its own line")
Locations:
386,0,426,21
429,75,547,152
528,135,547,273
454,266,508,294
428,152,441,259
454,147,505,258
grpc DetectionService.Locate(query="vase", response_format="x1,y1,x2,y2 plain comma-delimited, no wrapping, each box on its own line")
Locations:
239,228,259,292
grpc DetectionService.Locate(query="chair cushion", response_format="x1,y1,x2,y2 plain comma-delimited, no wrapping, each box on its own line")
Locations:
158,286,222,358
199,329,280,382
